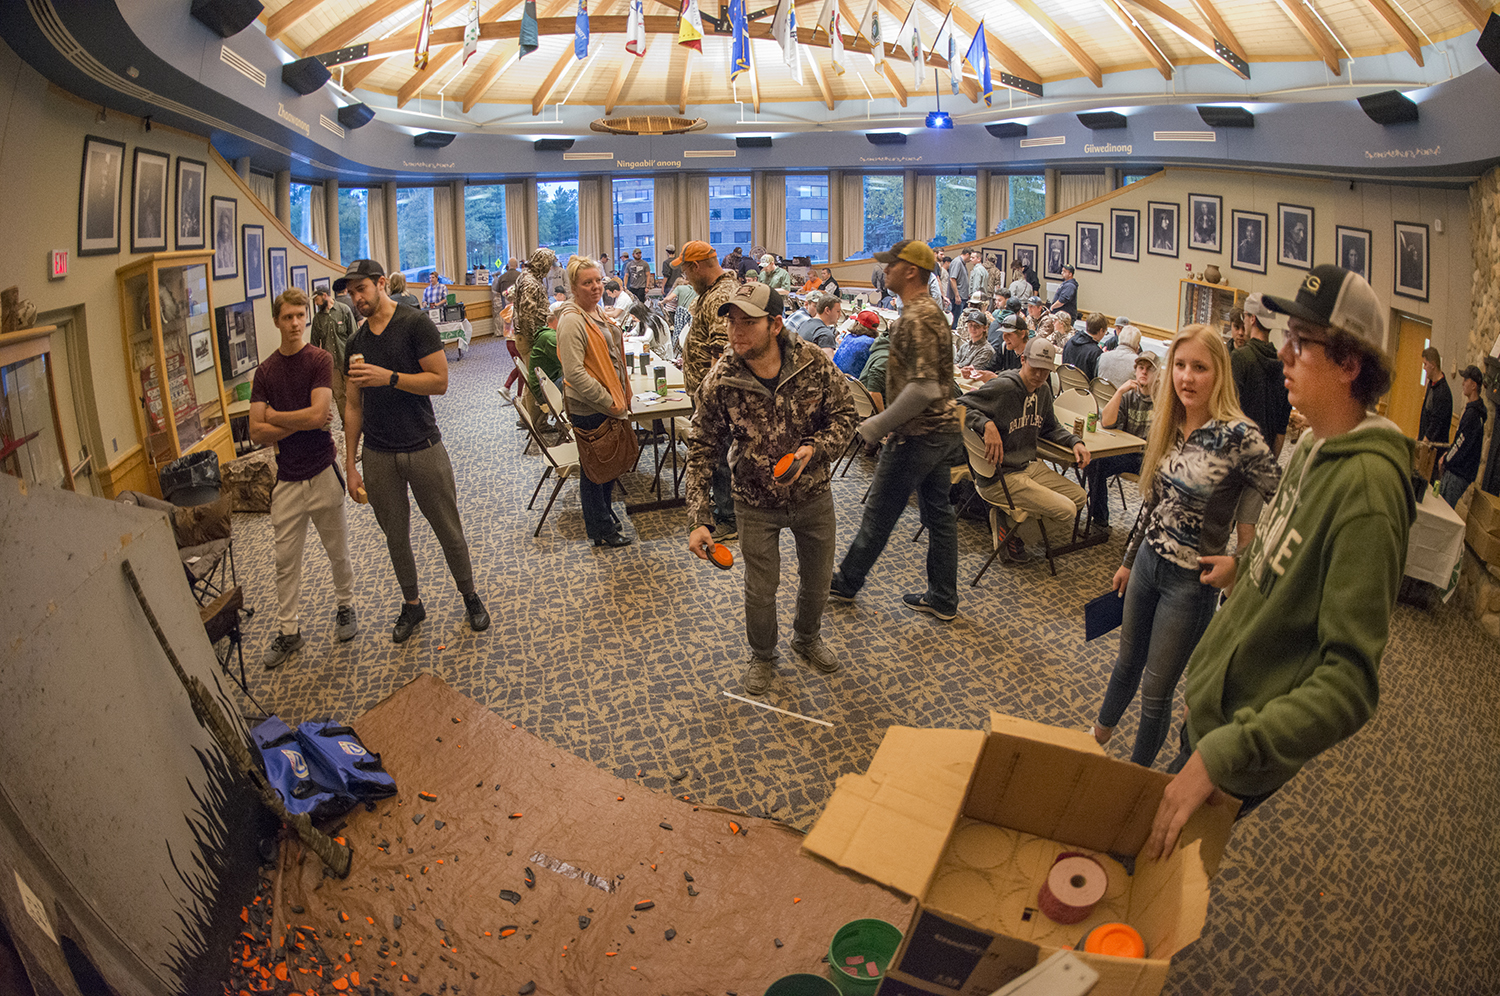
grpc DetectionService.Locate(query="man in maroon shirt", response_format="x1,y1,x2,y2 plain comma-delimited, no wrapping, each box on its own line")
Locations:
250,288,359,668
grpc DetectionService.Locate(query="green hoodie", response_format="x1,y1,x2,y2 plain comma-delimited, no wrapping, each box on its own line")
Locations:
1183,414,1415,799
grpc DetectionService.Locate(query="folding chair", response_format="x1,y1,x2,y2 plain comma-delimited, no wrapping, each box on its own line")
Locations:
1089,376,1117,409
501,389,581,537
837,376,883,477
1058,363,1091,395
959,423,1059,580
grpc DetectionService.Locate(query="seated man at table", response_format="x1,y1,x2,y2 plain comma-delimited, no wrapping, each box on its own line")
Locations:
971,312,1028,378
833,309,880,377
958,338,1090,561
955,309,995,370
798,294,841,358
1084,352,1155,526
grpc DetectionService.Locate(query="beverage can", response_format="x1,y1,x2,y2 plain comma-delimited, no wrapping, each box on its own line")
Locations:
1086,412,1098,433
654,365,667,395
1073,417,1085,436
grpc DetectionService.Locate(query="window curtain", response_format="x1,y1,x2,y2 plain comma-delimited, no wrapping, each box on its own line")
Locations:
366,186,386,270
842,174,865,258
308,183,327,256
248,172,276,211
653,176,678,264
686,174,710,249
914,174,937,243
505,182,529,262
577,177,606,263
987,173,1009,234
1059,174,1108,212
762,175,786,256
433,184,456,280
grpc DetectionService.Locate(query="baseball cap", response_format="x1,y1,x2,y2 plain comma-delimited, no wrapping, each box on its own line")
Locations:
1113,315,1129,327
1461,364,1484,384
874,239,938,273
671,240,717,266
1264,265,1388,352
854,309,881,330
962,308,986,327
665,244,676,254
334,258,385,292
999,312,1026,331
1243,292,1282,329
1027,296,1044,307
1135,351,1158,368
1024,337,1058,371
717,281,784,319
969,291,987,305
760,253,775,265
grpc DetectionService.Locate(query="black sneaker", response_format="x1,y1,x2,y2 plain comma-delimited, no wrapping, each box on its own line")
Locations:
463,592,490,632
901,593,957,622
261,631,303,669
828,571,858,603
334,606,359,642
392,602,426,644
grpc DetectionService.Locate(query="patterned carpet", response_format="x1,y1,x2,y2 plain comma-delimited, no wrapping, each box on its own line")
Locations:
226,336,1500,995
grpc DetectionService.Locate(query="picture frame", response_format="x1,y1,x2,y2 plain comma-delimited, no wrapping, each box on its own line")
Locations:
78,135,125,257
243,225,265,300
268,246,289,302
129,147,170,255
1110,209,1139,262
211,196,237,280
1230,210,1268,274
312,276,332,297
1013,243,1037,278
188,328,214,375
1188,193,1221,254
1335,225,1372,284
291,265,310,295
982,247,1007,277
1075,221,1103,272
1394,221,1429,301
175,157,207,251
1147,201,1179,258
1043,233,1070,281
1277,203,1314,270
215,300,260,380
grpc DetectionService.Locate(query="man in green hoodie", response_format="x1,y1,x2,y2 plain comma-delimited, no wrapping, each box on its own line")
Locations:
1147,265,1415,860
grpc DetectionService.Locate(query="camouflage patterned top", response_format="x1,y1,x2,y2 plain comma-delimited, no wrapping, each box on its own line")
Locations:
686,331,858,526
886,293,962,438
683,271,738,394
1035,310,1072,350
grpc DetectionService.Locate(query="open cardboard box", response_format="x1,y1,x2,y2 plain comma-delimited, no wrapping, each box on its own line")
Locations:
1467,489,1500,541
803,713,1238,996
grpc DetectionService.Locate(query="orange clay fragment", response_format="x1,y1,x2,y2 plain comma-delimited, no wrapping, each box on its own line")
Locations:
729,821,741,834
339,912,349,922
240,908,249,923
793,897,802,903
350,972,360,985
365,917,374,925
606,951,617,957
509,812,523,819
331,979,348,991
274,963,288,981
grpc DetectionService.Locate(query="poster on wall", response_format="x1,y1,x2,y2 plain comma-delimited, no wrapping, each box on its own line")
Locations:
211,196,237,279
1393,221,1428,301
1075,222,1102,272
1188,193,1221,253
1147,201,1179,258
215,300,260,380
1043,234,1069,281
77,135,125,256
1013,243,1037,280
268,247,288,302
243,225,265,300
189,328,214,374
1231,210,1267,274
1278,203,1314,270
291,265,309,295
175,157,207,251
1335,226,1371,283
130,148,170,254
1110,209,1138,262
312,276,331,297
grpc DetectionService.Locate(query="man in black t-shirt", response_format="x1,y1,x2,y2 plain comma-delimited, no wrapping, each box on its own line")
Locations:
337,258,489,643
624,248,652,301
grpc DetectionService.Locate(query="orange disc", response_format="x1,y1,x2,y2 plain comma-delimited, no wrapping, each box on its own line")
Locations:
773,454,796,477
1081,923,1145,959
709,543,734,570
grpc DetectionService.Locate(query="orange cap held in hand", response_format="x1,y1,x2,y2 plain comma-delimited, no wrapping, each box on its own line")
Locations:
709,543,734,570
773,453,805,482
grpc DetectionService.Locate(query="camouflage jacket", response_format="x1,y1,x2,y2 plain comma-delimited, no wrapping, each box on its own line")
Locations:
513,248,556,340
687,331,857,526
1036,311,1071,349
683,271,738,394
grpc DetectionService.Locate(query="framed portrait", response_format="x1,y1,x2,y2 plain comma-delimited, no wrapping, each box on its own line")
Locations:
77,135,125,256
1394,221,1428,301
211,196,237,280
1075,221,1103,272
1043,233,1069,281
1013,243,1037,277
291,265,310,295
1147,201,1179,258
188,328,214,375
312,276,332,296
215,300,260,380
1277,203,1314,270
1230,210,1268,274
1110,209,1139,262
982,247,1007,276
268,247,289,302
175,157,207,251
1335,226,1372,284
243,225,266,300
1188,193,1221,253
129,148,170,254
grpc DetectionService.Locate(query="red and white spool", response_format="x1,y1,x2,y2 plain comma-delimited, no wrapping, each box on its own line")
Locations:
1037,852,1108,925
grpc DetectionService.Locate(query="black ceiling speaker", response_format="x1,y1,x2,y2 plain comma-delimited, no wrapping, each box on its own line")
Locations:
534,139,575,151
414,132,456,148
736,136,773,148
1076,111,1128,130
190,0,264,38
985,122,1027,139
1357,89,1419,125
1477,12,1500,72
337,103,376,129
1197,105,1255,128
865,132,907,145
281,57,332,96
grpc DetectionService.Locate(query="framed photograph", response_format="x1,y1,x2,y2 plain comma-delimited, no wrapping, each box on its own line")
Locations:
1110,209,1139,262
243,225,266,300
312,276,331,297
1075,221,1103,272
1147,201,1179,258
268,247,289,302
211,196,237,280
188,328,214,374
129,148,170,254
1230,210,1268,274
1335,226,1372,283
1043,234,1069,281
291,265,310,295
1188,193,1221,253
1394,221,1428,301
215,300,260,380
982,247,1007,276
175,157,207,251
1013,243,1037,278
77,135,125,256
1278,203,1314,270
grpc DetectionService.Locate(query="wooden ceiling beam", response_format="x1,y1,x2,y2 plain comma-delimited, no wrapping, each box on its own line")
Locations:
747,31,761,111
330,0,470,89
531,47,578,114
1118,0,1250,79
1183,0,1247,62
397,44,466,107
1450,0,1492,32
605,41,642,113
1268,0,1342,76
1099,0,1175,79
877,60,908,105
306,0,412,56
1362,0,1425,66
868,0,1041,94
266,0,332,41
1008,0,1103,85
803,43,835,109
462,41,519,111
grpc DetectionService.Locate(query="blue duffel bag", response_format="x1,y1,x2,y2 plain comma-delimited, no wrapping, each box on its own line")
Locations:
251,715,354,819
294,721,398,803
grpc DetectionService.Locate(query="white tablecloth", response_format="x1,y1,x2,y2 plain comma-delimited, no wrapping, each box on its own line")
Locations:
436,319,473,359
1406,489,1465,600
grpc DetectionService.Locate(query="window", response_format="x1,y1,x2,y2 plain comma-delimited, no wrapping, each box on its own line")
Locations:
932,175,976,248
611,177,652,266
464,184,507,273
999,174,1045,233
708,175,753,261
785,173,829,262
635,235,653,246
289,182,317,253
396,186,435,277
634,211,652,224
861,175,903,257
538,179,580,262
1122,171,1160,186
337,188,369,266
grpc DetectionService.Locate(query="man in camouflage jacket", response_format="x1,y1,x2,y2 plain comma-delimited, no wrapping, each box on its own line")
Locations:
687,283,858,696
675,241,741,537
511,247,556,428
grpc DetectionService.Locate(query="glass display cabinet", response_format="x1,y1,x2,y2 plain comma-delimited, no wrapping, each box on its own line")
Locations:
0,324,74,491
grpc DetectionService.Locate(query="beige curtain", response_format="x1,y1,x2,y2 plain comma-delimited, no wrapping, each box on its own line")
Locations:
762,175,786,256
842,173,865,259
1059,174,1108,212
914,174,937,242
686,174,710,245
248,172,275,211
653,176,678,266
366,186,386,270
433,184,456,279
987,173,1009,234
308,183,327,256
577,177,606,264
505,181,530,260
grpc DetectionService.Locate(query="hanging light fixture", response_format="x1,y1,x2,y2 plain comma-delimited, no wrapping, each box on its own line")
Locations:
925,70,952,129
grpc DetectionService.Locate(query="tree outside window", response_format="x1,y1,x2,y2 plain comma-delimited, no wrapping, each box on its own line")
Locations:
862,175,903,257
539,180,580,261
289,182,317,253
999,175,1045,233
932,175,976,248
465,184,508,272
396,186,436,278
337,188,369,267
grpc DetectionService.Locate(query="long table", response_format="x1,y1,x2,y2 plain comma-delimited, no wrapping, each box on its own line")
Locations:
1406,488,1465,601
622,344,692,514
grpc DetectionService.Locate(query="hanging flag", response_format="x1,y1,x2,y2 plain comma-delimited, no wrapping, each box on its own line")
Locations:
772,0,802,83
414,0,434,69
575,0,590,57
965,20,991,106
519,0,539,56
829,8,846,75
813,0,837,37
625,0,647,55
868,7,883,67
730,0,750,79
948,31,959,94
679,0,705,51
461,0,481,66
894,4,923,87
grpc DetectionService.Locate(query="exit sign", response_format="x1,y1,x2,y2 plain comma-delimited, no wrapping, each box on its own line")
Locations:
49,250,68,280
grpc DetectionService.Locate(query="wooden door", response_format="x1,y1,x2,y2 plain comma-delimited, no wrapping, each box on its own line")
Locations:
1385,313,1431,436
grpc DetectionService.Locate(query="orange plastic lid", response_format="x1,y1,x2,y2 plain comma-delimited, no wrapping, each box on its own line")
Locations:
709,543,734,569
1082,923,1145,959
773,454,797,477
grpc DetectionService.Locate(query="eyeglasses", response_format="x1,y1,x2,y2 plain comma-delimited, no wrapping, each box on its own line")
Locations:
1284,326,1330,357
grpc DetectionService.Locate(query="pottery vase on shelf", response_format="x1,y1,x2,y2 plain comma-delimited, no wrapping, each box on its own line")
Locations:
1204,264,1222,284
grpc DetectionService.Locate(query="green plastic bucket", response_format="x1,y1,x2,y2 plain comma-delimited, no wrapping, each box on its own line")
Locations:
764,974,840,996
827,919,903,995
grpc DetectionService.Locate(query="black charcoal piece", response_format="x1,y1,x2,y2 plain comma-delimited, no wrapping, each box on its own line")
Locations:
627,925,635,934
659,822,673,831
434,821,446,830
412,813,425,825
524,868,535,889
290,905,304,914
687,886,699,896
578,915,591,930
499,890,521,904
683,872,693,882
518,983,536,995
670,770,687,781
258,838,277,862
665,928,677,941
495,784,502,790
435,919,445,930
408,848,414,854
393,915,402,930
774,937,784,948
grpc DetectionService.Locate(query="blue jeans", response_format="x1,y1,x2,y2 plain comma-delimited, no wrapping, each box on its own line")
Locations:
836,431,964,616
1085,453,1142,525
1097,542,1220,768
1439,470,1470,509
569,411,622,541
737,491,836,659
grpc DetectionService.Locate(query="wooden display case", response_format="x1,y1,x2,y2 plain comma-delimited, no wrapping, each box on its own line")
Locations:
1177,278,1248,342
0,324,74,491
116,251,233,492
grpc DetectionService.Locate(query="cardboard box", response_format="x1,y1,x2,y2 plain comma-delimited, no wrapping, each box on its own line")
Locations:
803,714,1237,996
1467,488,1500,537
1465,510,1500,565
